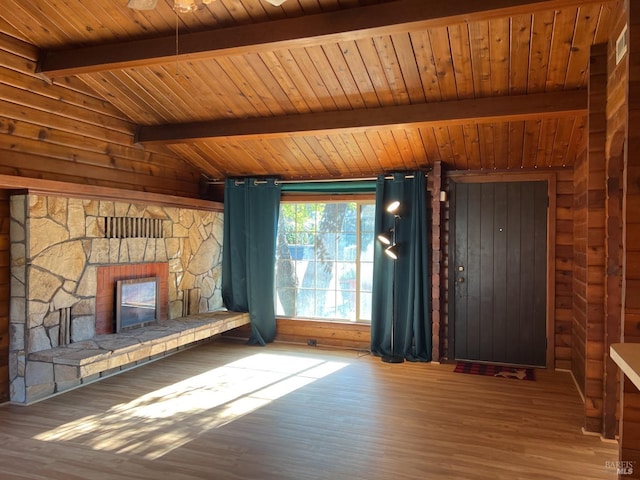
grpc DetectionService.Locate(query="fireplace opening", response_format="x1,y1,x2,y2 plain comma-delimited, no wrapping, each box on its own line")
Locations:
116,277,159,332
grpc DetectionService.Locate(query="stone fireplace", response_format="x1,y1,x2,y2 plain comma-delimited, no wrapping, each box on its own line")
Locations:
9,194,224,403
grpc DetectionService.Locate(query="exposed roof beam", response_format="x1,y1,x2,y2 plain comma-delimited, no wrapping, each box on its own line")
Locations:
136,90,587,144
38,0,612,77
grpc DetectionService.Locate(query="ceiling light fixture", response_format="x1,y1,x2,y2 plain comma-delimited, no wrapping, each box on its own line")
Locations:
127,0,215,13
127,0,157,9
172,0,195,13
264,0,288,5
172,0,214,14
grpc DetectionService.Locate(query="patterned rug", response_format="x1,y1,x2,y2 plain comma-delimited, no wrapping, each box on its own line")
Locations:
454,361,535,381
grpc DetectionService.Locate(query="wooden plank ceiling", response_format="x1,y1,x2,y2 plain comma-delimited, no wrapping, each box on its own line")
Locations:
0,0,619,180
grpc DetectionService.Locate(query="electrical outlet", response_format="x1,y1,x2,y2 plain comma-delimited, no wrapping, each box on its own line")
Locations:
307,339,317,347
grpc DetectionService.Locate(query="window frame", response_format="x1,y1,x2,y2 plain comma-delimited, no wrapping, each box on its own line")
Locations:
276,193,375,324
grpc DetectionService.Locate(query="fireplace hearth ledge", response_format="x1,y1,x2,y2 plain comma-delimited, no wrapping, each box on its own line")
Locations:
22,310,250,404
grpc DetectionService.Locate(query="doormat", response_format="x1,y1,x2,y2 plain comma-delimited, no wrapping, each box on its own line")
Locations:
454,361,535,381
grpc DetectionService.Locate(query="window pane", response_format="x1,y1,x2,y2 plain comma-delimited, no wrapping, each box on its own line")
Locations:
360,204,375,262
343,203,357,233
360,233,374,262
359,292,372,321
275,200,374,322
360,261,373,293
338,235,357,261
296,288,315,317
360,204,375,232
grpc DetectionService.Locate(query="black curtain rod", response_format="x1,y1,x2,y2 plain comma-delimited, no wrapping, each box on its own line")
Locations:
204,173,428,186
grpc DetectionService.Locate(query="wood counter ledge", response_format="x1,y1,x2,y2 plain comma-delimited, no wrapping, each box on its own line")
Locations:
610,343,640,390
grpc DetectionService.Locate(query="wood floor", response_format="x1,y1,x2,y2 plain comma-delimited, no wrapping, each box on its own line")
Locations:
0,338,617,480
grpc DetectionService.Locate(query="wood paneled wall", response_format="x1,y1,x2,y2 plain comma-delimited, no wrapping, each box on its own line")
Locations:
0,190,8,403
621,3,640,340
572,38,626,439
621,0,640,471
572,148,588,396
228,319,370,351
0,32,203,198
430,162,443,362
575,44,609,435
603,7,625,441
555,169,574,371
274,319,370,350
570,34,628,439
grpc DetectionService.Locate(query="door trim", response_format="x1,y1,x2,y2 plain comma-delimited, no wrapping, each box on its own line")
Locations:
447,172,557,369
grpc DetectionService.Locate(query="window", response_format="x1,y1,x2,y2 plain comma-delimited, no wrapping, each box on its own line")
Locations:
275,200,375,322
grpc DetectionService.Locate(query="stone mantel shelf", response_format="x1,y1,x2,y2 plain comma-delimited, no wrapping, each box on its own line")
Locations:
610,343,640,390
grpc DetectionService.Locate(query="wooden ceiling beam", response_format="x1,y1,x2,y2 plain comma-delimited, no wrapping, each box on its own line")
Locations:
38,0,613,77
136,90,587,144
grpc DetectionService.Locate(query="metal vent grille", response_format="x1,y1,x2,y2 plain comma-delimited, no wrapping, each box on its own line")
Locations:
616,24,628,65
104,217,164,239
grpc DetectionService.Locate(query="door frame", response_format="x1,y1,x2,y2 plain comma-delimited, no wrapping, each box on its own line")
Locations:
447,172,557,369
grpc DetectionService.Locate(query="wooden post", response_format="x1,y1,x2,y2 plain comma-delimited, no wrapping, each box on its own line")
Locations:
618,0,640,476
582,43,608,435
431,161,443,362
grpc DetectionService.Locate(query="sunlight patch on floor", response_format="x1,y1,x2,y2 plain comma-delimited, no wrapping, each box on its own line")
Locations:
34,352,349,459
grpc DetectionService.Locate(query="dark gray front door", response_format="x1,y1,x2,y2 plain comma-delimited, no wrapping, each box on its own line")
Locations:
452,181,547,367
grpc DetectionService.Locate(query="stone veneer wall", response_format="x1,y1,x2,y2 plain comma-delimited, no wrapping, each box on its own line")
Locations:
9,194,224,403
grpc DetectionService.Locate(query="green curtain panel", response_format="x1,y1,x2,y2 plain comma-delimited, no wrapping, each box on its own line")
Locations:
222,178,282,345
370,172,432,361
